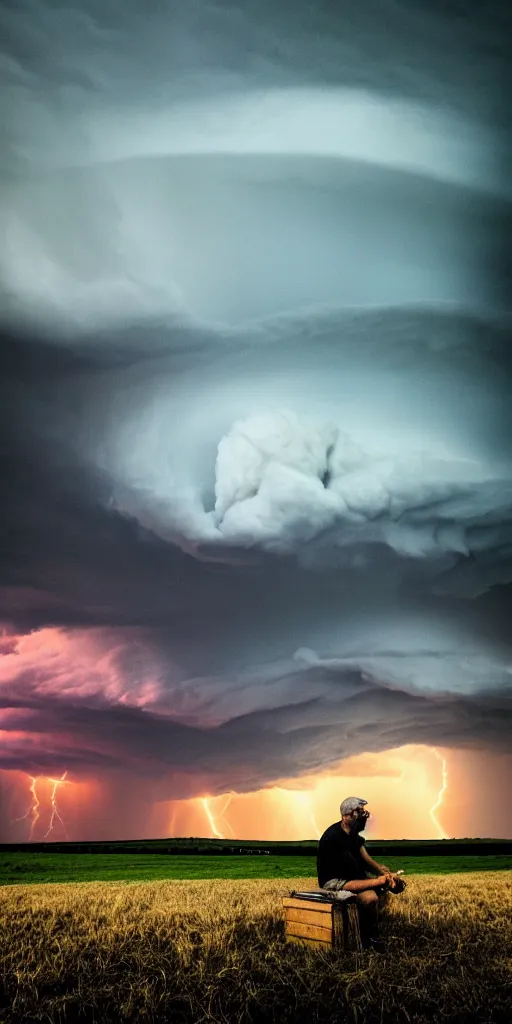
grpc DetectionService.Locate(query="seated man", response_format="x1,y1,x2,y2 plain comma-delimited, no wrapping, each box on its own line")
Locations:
317,796,406,951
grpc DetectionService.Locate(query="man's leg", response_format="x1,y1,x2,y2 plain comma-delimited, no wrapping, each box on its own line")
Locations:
356,890,380,946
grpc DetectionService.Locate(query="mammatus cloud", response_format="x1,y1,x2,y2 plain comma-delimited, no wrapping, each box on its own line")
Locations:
1,1,511,839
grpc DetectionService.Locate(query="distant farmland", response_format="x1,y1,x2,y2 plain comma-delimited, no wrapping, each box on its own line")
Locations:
0,836,510,886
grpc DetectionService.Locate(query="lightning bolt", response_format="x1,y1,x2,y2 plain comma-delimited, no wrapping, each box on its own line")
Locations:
11,776,40,840
43,772,70,839
202,797,225,839
12,772,71,841
429,748,448,839
218,795,236,837
202,795,236,839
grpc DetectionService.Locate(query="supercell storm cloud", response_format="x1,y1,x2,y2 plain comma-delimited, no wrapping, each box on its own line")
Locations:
1,1,511,838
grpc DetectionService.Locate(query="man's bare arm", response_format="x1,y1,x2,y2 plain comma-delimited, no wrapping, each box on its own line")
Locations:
360,847,392,875
342,874,389,893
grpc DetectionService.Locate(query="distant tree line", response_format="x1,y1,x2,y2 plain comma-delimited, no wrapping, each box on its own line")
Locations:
1,841,512,856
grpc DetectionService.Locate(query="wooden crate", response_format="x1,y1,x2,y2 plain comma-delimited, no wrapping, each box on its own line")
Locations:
282,897,362,953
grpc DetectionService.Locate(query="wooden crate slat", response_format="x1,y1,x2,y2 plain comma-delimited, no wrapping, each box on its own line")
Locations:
333,901,363,953
282,895,362,953
285,921,334,943
282,898,332,914
285,908,334,930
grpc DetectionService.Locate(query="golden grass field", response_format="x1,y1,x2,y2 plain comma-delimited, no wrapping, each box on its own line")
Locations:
1,872,511,1024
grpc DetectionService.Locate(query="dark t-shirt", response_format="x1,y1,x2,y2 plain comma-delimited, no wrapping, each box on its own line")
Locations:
316,821,368,888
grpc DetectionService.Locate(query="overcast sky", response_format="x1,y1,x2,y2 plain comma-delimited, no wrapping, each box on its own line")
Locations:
1,0,511,840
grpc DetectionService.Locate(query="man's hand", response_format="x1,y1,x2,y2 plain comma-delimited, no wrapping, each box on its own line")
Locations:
383,871,406,893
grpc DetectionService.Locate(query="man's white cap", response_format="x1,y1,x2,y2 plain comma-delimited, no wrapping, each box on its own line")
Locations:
340,796,368,815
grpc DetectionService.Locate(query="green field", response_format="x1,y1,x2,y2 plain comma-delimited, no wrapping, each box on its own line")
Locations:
0,852,510,885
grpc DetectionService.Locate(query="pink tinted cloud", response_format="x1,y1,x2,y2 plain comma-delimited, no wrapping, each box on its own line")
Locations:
0,626,181,780
0,626,165,709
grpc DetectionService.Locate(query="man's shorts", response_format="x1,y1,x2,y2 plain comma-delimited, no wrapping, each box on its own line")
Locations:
323,878,348,891
323,877,390,901
323,875,371,891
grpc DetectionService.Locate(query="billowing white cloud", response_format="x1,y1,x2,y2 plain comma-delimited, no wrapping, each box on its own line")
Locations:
87,306,511,597
206,408,512,575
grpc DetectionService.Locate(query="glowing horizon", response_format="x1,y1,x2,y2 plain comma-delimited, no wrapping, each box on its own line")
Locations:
4,743,511,844
181,745,453,842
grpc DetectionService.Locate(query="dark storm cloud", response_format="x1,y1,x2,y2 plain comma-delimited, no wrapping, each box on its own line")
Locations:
2,327,512,808
1,0,512,837
1,646,511,797
2,1,511,141
1,316,512,807
2,1,511,329
2,309,512,621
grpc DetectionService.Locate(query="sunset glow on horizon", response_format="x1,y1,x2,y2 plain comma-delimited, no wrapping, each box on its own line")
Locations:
182,745,451,842
4,742,512,843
